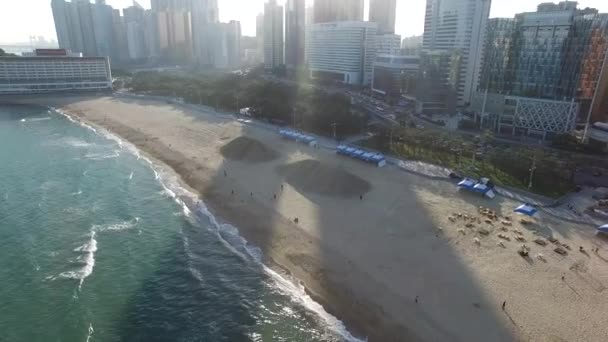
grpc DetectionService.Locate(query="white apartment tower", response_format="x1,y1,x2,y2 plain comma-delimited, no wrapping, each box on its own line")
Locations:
306,21,378,85
191,0,219,66
422,0,491,105
264,0,284,69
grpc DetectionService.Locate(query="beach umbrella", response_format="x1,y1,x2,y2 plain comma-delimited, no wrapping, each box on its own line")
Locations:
598,224,608,234
514,204,537,216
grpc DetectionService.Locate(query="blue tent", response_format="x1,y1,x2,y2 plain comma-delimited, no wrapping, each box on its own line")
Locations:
598,224,608,234
514,204,537,216
362,152,374,161
473,183,490,194
458,178,476,190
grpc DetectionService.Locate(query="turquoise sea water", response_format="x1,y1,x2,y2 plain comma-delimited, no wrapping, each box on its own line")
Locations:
0,105,357,342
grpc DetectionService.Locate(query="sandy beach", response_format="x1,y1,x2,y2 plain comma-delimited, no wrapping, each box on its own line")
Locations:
9,95,608,341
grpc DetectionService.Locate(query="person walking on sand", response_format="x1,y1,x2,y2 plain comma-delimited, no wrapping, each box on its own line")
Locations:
502,301,506,310
415,296,418,303
224,170,227,177
360,195,363,201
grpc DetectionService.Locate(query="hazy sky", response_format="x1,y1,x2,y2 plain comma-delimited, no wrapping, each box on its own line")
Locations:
2,0,608,43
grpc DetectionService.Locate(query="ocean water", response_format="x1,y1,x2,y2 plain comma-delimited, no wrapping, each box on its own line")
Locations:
0,105,360,342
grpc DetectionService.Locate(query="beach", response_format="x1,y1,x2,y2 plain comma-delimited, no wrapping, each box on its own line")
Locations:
12,95,608,341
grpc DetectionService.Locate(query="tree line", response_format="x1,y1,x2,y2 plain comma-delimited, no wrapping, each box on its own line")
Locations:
129,70,367,138
366,126,576,197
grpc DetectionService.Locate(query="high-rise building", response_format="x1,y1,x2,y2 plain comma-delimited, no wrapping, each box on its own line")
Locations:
157,10,193,63
51,0,73,51
305,5,314,27
92,0,115,59
74,0,99,56
264,0,284,69
51,0,87,55
144,9,161,59
52,0,123,59
376,33,401,55
369,0,396,34
372,55,419,97
422,0,491,106
313,0,363,23
124,2,147,60
306,21,378,85
211,20,241,69
473,2,608,137
111,9,129,63
256,13,264,63
191,0,219,66
285,0,305,69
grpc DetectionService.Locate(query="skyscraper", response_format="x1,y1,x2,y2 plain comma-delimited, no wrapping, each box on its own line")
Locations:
124,1,147,60
369,0,396,34
145,9,161,59
51,0,74,51
256,13,264,63
313,0,363,23
157,9,193,63
475,2,608,132
75,0,98,56
264,0,284,69
191,0,219,66
285,0,305,69
307,21,377,85
422,0,491,105
92,0,116,59
51,0,87,54
112,9,130,63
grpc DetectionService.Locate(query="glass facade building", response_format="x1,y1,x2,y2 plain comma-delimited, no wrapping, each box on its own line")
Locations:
478,2,608,125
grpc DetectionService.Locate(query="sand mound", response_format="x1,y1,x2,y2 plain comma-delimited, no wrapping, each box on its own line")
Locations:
277,160,371,198
220,137,278,163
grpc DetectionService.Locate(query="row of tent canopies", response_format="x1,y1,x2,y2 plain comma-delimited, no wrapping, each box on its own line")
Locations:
513,204,608,236
336,145,387,167
457,178,496,199
279,129,318,146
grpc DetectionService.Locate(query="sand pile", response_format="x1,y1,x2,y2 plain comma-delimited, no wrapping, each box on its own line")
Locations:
277,160,371,198
220,137,278,163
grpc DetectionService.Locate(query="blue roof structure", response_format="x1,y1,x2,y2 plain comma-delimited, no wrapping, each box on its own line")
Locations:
279,129,318,146
335,145,386,167
514,204,537,217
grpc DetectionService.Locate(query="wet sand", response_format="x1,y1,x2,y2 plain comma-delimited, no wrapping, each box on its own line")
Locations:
8,95,608,341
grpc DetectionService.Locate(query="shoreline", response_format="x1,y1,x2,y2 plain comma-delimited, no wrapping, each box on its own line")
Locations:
56,108,379,341
5,96,608,342
60,109,365,341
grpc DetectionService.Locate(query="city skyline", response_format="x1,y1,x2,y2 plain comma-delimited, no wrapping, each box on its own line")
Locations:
3,0,608,44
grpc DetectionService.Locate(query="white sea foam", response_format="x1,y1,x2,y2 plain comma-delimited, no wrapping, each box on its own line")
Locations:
20,117,51,123
63,137,92,148
85,323,94,342
58,231,97,289
84,151,120,160
94,217,140,232
73,233,98,253
53,106,365,342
